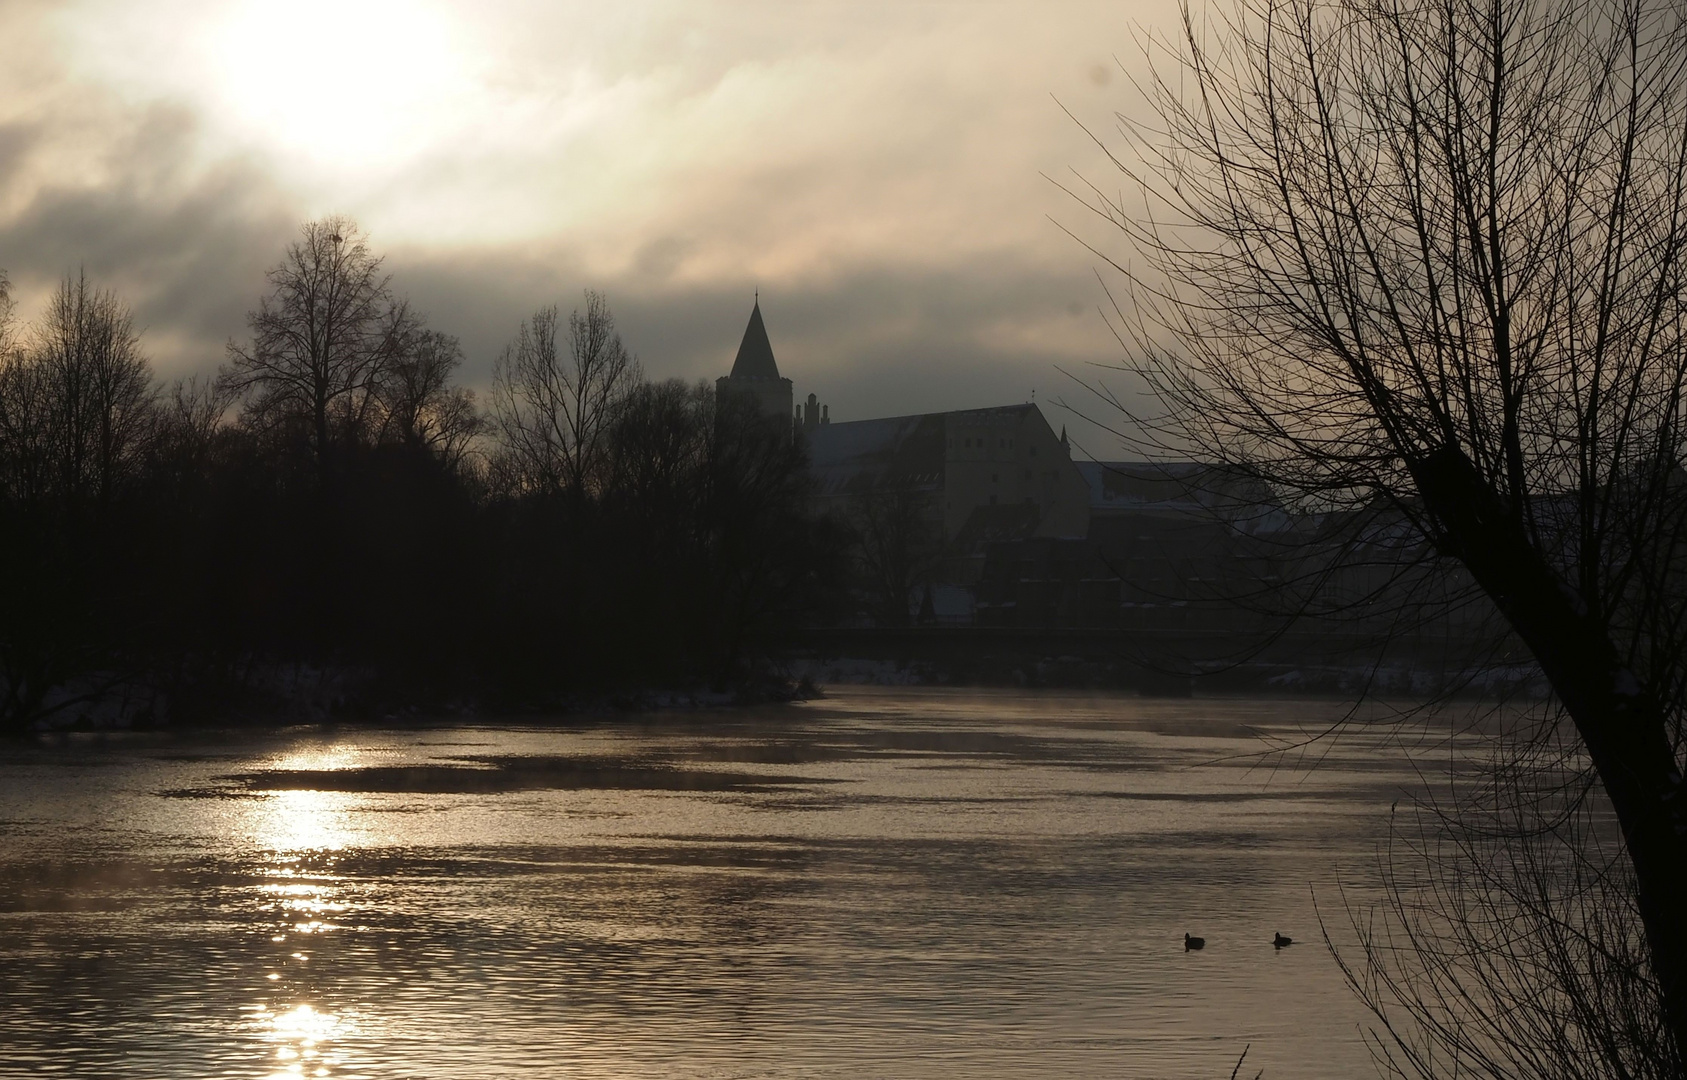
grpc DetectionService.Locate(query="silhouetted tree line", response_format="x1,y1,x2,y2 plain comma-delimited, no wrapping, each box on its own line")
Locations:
0,219,845,732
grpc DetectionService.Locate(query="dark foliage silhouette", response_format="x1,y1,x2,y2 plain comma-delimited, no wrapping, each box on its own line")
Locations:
845,479,947,628
0,223,842,730
0,272,156,729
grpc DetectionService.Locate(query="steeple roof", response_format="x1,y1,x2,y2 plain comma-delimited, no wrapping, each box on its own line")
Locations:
729,300,781,379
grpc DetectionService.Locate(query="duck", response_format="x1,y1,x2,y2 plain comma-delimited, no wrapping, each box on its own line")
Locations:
1184,933,1205,950
1273,932,1293,948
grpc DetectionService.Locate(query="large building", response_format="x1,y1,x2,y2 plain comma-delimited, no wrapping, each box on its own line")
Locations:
805,405,1090,546
713,300,1091,612
710,303,1503,644
974,461,1278,629
714,300,1088,543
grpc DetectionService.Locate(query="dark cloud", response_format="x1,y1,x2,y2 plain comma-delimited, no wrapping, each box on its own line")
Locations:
0,122,40,192
0,104,299,376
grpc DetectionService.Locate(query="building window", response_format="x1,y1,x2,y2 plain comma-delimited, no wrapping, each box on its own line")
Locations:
1029,447,1038,458
992,473,998,483
990,495,998,505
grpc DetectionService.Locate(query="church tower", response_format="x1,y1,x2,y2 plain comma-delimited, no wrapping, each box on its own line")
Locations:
715,298,793,423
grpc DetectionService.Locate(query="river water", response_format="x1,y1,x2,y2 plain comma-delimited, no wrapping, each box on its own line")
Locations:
0,688,1445,1079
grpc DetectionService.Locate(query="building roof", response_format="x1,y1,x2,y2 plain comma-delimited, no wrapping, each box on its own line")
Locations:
805,404,1045,498
1077,460,1289,532
1077,461,1215,512
806,414,923,468
806,413,945,496
728,300,781,380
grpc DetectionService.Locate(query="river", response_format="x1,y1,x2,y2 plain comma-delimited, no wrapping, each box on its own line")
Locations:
0,687,1447,1078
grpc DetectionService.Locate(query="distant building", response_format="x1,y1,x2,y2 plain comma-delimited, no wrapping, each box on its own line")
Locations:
707,302,1498,642
807,404,1092,553
795,391,829,433
713,299,1091,609
715,299,794,424
973,461,1274,629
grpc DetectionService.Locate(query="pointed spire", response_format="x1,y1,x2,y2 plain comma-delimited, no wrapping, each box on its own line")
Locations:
1060,426,1070,453
730,298,780,379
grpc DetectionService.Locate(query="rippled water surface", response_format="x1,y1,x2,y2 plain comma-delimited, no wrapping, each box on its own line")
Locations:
0,688,1436,1078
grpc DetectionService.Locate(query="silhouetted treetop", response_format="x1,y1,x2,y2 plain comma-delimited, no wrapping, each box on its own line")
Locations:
491,290,641,500
222,217,408,471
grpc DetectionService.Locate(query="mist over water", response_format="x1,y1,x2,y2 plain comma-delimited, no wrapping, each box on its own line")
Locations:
0,688,1427,1078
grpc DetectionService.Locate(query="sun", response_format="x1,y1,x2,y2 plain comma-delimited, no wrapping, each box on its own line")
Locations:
202,0,472,174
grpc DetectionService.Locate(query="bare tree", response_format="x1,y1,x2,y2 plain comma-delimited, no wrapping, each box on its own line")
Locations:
33,272,156,508
376,325,482,470
847,481,947,627
603,377,711,527
0,272,155,511
701,391,813,680
222,217,406,472
491,291,640,499
0,269,51,506
0,272,156,730
0,270,13,361
1067,0,1687,1061
150,374,234,486
1332,715,1677,1079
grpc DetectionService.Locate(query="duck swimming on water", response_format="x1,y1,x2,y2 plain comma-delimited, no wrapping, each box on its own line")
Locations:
1185,933,1205,950
1273,933,1293,948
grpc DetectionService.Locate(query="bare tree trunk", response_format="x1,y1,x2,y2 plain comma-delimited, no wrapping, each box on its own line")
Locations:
1414,446,1687,1059
1061,0,1687,1065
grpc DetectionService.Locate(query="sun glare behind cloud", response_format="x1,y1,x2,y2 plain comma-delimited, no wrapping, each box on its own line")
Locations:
201,0,473,176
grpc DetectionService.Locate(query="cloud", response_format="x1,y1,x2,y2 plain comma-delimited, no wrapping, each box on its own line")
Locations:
0,0,1164,451
391,245,1127,449
0,103,301,376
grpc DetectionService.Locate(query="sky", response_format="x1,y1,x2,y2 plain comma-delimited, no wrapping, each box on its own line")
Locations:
0,0,1175,456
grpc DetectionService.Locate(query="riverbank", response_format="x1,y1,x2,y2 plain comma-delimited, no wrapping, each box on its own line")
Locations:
5,664,827,736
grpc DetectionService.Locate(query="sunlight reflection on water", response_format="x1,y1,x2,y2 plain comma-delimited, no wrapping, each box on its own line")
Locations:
0,688,1458,1079
259,1003,346,1079
258,789,357,852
